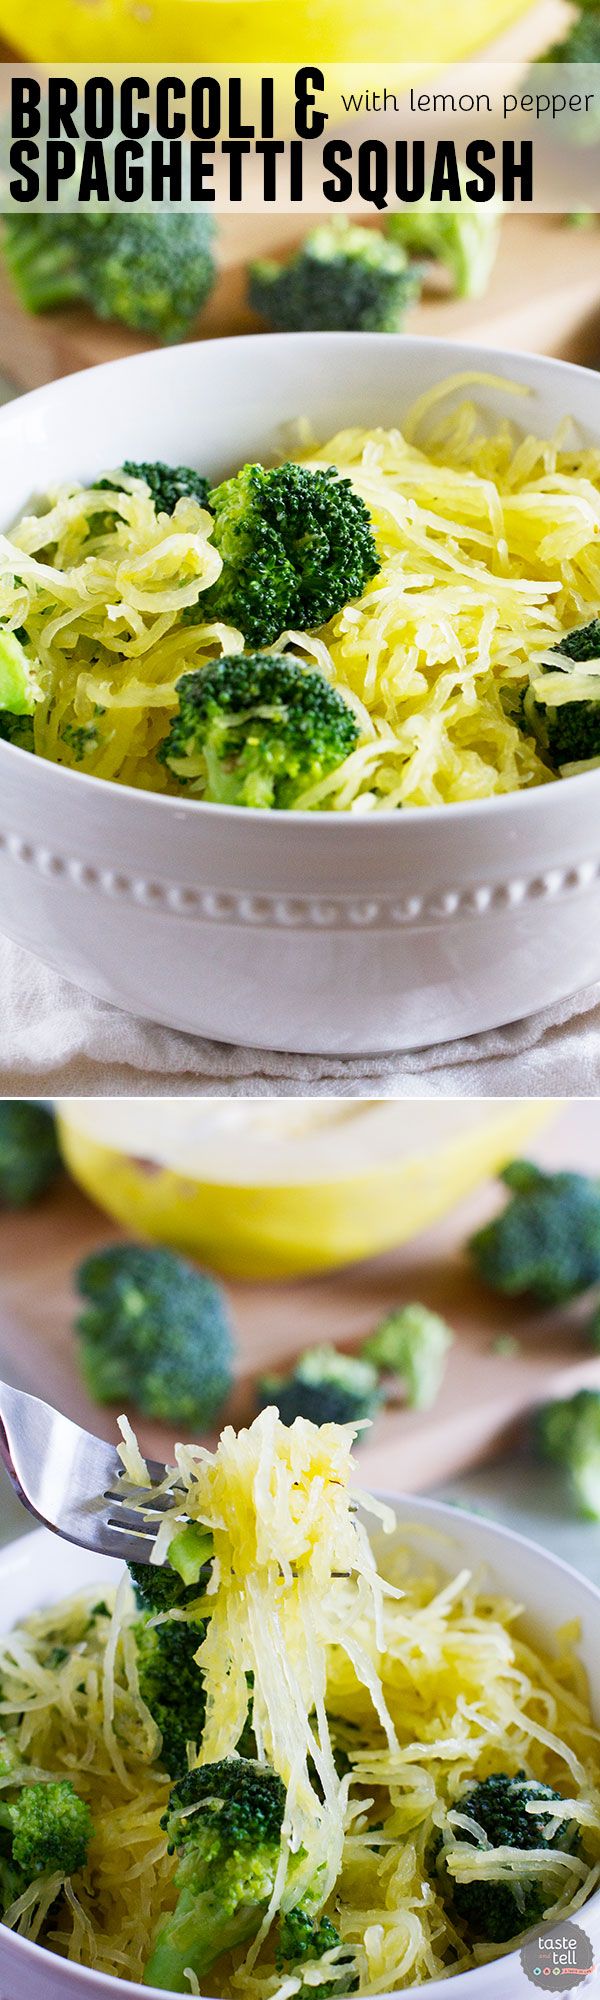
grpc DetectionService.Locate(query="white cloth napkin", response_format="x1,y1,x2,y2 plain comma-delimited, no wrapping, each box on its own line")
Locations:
1,930,599,1097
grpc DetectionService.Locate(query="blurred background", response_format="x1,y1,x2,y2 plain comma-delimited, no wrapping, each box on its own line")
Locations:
2,1095,600,1588
0,0,598,395
0,0,569,64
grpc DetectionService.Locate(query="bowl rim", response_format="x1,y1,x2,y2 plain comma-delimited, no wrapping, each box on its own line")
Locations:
1,1490,600,2000
1,328,600,831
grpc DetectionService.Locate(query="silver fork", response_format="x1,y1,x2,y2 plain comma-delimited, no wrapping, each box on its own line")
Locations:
0,1380,178,1565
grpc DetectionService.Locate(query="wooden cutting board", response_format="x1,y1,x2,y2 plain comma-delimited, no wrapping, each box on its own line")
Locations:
1,1105,600,1495
0,212,598,397
0,6,597,390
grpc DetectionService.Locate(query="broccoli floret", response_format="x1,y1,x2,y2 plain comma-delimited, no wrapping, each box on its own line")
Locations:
249,222,420,334
6,1782,92,1877
102,461,210,517
258,1345,382,1429
537,1390,600,1520
186,460,380,647
0,1749,94,1920
3,213,216,344
143,1758,287,1991
516,622,600,771
546,9,600,59
557,619,600,664
0,1857,25,1915
128,1562,208,1618
0,1102,62,1209
520,682,600,771
134,1617,207,1778
159,654,360,809
82,215,216,342
0,1780,93,1914
0,712,34,750
128,1557,210,1777
387,190,499,300
434,1771,578,1943
362,1302,454,1411
277,1907,357,1997
469,1159,600,1306
3,215,84,313
74,1243,234,1428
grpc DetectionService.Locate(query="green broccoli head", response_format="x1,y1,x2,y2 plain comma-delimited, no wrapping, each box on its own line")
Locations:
0,1857,25,1917
362,1302,454,1411
258,1344,382,1429
102,461,210,517
129,1553,210,1777
387,195,499,300
158,653,360,809
277,1907,357,1997
75,1242,234,1428
161,1758,286,1860
187,459,380,647
537,1389,600,1520
3,213,216,344
250,222,420,334
557,620,600,665
3,215,85,314
516,622,600,772
0,1780,93,1892
134,1616,207,1777
469,1160,600,1305
523,684,600,772
128,1561,207,1617
0,1102,62,1209
434,1770,578,1944
0,711,35,750
144,1759,287,1991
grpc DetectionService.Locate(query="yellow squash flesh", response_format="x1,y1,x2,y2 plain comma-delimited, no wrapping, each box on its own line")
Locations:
0,0,533,68
58,1100,550,1280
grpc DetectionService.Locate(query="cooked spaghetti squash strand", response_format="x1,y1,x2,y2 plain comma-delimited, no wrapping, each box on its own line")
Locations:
145,1409,399,1908
0,483,224,790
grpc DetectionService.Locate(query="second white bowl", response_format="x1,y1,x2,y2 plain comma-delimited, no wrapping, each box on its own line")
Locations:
0,1498,599,2000
2,334,600,1052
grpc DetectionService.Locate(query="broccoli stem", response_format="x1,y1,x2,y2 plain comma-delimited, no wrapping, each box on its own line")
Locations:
203,739,276,808
144,1884,262,1991
500,1161,545,1195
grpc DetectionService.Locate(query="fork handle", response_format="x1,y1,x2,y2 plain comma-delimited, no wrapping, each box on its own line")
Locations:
0,1379,49,1523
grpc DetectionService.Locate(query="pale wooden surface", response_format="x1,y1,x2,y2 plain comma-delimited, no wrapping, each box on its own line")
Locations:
0,1105,599,1493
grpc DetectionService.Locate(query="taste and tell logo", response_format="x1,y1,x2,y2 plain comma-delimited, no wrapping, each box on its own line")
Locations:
520,1921,596,1990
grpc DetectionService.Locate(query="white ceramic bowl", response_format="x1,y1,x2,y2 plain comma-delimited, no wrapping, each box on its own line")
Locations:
0,1499,599,2000
2,334,600,1055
